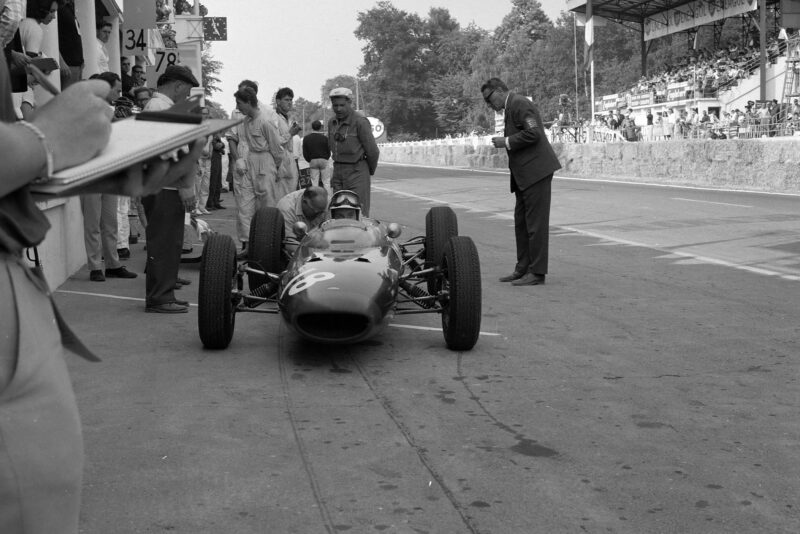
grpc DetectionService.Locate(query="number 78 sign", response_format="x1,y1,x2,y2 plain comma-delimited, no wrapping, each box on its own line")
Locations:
148,49,181,78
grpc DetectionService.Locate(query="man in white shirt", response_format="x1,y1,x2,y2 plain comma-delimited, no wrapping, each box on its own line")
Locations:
95,20,111,73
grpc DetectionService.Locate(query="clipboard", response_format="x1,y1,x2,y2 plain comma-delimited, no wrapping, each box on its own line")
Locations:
30,117,242,195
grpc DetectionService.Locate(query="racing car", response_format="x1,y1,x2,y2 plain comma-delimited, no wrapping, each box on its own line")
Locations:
197,191,481,351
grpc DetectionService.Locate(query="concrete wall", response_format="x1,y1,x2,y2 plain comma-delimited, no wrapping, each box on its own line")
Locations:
379,138,800,195
34,198,87,287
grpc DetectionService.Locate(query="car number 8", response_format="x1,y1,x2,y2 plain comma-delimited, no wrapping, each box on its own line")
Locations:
288,271,335,296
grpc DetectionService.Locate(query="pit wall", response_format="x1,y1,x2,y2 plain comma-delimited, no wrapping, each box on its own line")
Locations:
378,138,800,195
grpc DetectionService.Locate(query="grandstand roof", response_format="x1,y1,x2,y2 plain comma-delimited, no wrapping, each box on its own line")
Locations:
567,0,778,25
567,1,696,24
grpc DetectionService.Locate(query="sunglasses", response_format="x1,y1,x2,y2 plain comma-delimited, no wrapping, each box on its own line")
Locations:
483,89,495,104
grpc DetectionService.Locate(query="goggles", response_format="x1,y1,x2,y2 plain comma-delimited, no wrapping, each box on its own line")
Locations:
330,191,360,209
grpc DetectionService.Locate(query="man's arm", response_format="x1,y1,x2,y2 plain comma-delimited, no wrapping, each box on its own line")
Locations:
264,119,285,165
507,100,544,150
358,117,380,175
278,199,300,252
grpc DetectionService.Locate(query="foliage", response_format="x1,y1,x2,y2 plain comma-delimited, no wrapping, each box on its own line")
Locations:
201,43,222,98
315,0,759,139
205,99,228,119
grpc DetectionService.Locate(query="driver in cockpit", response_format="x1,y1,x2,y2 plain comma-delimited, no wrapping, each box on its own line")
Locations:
329,189,362,221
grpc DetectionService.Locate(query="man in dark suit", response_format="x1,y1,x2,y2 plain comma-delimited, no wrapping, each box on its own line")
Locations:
481,78,561,286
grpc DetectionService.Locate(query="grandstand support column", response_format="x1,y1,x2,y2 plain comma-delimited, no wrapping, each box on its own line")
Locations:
640,24,646,76
761,0,767,101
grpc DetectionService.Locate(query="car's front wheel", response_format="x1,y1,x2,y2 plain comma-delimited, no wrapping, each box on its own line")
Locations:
248,207,285,290
198,233,237,349
440,236,481,351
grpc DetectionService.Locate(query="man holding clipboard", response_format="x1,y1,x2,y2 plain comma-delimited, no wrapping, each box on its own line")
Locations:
0,60,205,533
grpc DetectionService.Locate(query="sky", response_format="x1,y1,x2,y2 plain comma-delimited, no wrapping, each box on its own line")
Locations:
199,0,566,112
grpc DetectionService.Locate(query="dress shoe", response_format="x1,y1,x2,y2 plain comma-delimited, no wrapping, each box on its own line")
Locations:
145,302,188,314
511,273,545,286
173,298,189,306
176,277,191,286
213,203,224,209
105,266,137,279
89,270,105,282
117,247,131,260
498,271,525,282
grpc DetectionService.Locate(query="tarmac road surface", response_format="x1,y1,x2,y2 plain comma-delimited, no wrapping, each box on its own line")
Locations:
58,165,799,533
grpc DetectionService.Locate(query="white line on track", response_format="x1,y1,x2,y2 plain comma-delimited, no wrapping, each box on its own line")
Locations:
389,323,500,336
56,289,504,334
374,185,799,282
56,289,198,307
671,197,752,208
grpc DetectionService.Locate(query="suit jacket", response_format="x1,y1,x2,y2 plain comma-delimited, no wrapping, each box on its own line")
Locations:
503,92,561,192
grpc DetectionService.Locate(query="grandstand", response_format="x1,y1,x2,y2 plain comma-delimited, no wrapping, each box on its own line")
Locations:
567,0,800,141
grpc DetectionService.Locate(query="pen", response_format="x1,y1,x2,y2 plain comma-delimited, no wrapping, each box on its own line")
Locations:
28,64,60,96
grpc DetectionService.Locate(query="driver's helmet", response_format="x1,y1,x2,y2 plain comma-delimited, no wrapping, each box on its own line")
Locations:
329,190,361,220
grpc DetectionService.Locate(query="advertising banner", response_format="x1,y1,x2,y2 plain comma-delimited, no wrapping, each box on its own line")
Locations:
666,81,690,101
644,0,757,41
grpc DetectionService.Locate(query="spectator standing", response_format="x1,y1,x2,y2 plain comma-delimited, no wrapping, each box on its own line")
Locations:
274,87,301,193
205,135,225,210
293,133,309,186
194,107,211,214
621,109,639,141
327,87,380,216
303,119,331,193
88,72,137,261
481,77,561,287
15,0,60,118
142,65,200,313
57,0,83,87
94,20,112,74
1,0,29,100
120,57,134,94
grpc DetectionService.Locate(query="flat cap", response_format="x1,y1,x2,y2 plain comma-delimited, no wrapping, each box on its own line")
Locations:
329,87,353,99
164,65,199,87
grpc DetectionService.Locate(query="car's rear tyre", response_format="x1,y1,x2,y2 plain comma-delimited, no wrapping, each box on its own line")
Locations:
248,207,285,290
425,206,458,293
441,236,481,351
199,233,237,349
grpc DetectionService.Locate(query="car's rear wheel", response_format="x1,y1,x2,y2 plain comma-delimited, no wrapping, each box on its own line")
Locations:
198,233,237,349
425,206,458,293
441,236,481,351
248,207,285,290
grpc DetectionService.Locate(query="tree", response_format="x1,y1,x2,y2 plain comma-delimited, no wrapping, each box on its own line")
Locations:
201,43,222,97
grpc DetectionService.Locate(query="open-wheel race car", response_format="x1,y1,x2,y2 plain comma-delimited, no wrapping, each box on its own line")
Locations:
197,197,482,351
